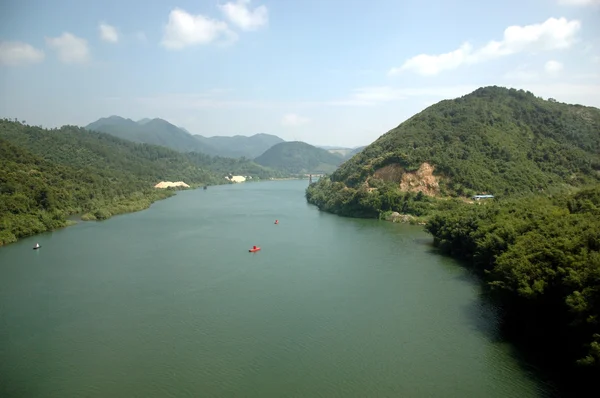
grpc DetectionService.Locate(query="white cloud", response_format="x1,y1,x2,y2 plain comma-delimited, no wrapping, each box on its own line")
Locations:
390,17,581,76
557,0,600,5
0,41,44,66
390,43,474,76
99,23,119,43
218,0,268,31
45,33,90,64
544,60,563,75
160,8,238,50
281,113,310,126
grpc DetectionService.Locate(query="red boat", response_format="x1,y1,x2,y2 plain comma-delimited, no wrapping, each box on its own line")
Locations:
249,245,261,253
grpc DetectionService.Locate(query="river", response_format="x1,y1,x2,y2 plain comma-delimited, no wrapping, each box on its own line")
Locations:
0,180,555,397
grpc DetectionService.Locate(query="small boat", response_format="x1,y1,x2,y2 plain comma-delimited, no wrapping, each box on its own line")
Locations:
33,243,41,250
203,185,208,190
249,245,261,253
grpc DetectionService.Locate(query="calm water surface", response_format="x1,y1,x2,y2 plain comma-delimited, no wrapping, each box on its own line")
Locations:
1,180,554,397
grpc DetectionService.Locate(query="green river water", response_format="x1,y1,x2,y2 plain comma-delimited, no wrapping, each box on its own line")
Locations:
1,180,556,397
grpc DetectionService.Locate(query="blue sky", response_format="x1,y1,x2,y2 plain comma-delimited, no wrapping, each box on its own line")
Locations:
1,0,599,147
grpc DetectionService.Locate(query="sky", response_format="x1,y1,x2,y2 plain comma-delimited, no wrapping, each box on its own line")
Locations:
0,0,599,148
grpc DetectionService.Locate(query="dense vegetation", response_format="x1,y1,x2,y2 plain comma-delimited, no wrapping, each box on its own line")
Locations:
426,187,600,392
307,86,600,218
86,116,285,158
255,141,345,174
305,86,600,393
0,119,223,245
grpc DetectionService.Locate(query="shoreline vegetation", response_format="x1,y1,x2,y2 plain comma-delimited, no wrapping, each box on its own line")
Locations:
1,118,329,247
0,183,202,247
305,86,600,395
0,176,308,247
0,119,235,247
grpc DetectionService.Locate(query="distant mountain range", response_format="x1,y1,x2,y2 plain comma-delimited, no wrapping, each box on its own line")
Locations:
85,116,285,159
84,115,368,176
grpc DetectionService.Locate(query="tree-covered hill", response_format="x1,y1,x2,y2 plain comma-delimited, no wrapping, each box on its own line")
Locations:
306,86,600,393
0,119,225,245
255,141,345,174
307,86,600,218
0,119,223,184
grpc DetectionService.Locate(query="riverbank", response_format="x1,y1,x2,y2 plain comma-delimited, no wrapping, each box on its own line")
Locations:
79,189,177,221
0,185,202,248
306,180,600,396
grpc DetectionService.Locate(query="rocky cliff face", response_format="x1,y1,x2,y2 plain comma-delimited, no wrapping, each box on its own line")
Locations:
372,162,442,197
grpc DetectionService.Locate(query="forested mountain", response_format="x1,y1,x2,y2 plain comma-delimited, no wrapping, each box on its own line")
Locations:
305,85,600,393
255,141,345,174
0,119,223,245
85,116,285,158
307,86,600,218
1,120,221,182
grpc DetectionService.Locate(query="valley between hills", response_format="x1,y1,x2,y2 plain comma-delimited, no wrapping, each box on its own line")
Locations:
1,84,599,394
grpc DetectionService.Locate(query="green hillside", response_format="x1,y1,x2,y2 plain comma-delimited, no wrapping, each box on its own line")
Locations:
254,141,345,174
305,85,600,391
0,119,224,245
86,116,285,159
307,86,600,218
